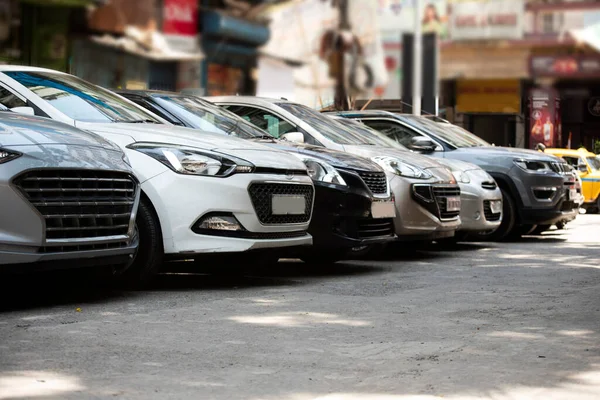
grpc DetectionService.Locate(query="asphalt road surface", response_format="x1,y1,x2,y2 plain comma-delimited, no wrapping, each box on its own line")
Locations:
1,215,599,400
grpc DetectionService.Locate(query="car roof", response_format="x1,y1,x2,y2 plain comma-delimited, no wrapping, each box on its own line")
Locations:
205,96,295,105
545,148,596,157
0,65,69,75
324,110,399,117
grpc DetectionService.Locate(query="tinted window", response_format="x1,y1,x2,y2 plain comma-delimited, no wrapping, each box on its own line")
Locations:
333,117,406,149
587,157,600,171
156,96,270,139
4,71,161,123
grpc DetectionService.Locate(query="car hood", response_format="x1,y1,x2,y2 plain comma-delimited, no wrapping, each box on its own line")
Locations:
453,146,563,162
77,122,307,170
0,113,121,152
343,144,444,169
255,140,383,172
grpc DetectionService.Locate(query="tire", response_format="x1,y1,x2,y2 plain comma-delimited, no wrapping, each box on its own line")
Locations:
473,187,515,242
555,221,566,230
117,197,163,289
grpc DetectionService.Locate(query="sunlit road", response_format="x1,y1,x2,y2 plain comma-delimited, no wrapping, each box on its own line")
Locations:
1,215,599,400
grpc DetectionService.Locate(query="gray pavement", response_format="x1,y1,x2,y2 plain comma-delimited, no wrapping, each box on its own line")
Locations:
1,215,599,400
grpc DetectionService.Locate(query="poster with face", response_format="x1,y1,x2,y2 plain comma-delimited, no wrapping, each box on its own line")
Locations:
529,87,560,149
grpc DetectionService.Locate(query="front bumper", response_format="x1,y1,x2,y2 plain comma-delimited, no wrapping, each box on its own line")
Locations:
389,173,461,241
0,145,139,270
143,170,315,256
458,175,502,232
308,182,396,250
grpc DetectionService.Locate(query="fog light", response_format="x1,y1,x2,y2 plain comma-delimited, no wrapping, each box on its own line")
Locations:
192,213,245,234
473,211,481,221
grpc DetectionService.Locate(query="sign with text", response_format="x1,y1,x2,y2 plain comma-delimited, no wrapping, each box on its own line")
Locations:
377,0,449,41
450,0,524,41
456,79,521,114
530,55,600,78
163,0,197,36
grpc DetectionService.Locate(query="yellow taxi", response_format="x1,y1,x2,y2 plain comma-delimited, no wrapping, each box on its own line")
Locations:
545,147,600,210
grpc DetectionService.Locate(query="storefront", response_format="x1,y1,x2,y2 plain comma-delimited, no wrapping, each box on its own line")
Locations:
201,10,269,96
453,78,523,147
529,53,600,151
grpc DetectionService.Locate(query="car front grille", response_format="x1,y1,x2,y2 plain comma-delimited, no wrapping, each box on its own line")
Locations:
356,218,394,239
14,169,137,253
483,200,502,222
432,186,461,221
481,181,497,190
248,183,314,225
356,171,388,194
551,162,572,174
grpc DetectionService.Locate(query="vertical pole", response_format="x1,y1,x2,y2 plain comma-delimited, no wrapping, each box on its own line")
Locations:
334,0,350,111
412,0,422,116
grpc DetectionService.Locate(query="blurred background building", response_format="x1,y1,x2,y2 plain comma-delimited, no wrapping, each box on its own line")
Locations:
1,0,600,151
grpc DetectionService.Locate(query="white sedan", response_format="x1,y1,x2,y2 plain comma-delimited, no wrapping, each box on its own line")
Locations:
0,66,314,285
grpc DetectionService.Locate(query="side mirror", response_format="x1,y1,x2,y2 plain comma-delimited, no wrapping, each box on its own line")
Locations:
409,136,437,153
280,131,304,144
578,164,589,174
11,106,35,116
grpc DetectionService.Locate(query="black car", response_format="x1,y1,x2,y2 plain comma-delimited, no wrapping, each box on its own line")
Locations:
118,90,397,262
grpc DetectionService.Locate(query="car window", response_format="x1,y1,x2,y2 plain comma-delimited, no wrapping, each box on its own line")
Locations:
587,156,600,171
224,105,295,139
562,156,579,167
403,116,490,148
334,117,408,149
4,71,161,123
0,84,27,109
127,97,183,125
276,102,378,145
362,119,418,148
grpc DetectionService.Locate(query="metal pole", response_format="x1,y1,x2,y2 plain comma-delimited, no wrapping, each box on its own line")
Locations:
334,0,350,111
412,0,422,116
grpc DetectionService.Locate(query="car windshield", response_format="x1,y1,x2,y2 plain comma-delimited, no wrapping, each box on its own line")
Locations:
155,96,268,139
402,115,490,148
333,116,408,150
276,102,373,145
587,156,600,171
4,71,161,123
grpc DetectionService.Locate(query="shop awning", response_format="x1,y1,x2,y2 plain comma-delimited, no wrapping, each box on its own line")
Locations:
90,28,204,62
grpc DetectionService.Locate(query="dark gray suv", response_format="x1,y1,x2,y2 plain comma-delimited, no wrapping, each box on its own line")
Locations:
331,111,578,240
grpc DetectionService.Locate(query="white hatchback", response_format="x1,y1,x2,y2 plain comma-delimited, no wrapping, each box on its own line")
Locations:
0,67,314,285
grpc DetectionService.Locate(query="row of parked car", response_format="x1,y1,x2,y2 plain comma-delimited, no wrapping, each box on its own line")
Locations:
0,66,583,286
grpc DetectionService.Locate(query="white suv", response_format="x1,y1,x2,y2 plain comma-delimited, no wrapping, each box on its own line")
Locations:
0,67,314,285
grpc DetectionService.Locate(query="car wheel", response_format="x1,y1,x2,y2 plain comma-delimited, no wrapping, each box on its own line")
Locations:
117,197,163,289
555,221,566,230
473,188,515,241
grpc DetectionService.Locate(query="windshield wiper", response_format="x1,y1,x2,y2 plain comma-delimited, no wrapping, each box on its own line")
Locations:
122,119,160,124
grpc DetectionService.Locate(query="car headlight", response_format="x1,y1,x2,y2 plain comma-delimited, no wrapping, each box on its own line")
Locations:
122,153,132,167
452,170,471,184
0,148,21,164
514,159,553,173
292,154,347,186
372,156,432,179
127,143,254,177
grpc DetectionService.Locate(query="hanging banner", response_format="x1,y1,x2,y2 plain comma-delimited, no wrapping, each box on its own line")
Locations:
529,88,560,149
377,0,449,41
449,0,525,41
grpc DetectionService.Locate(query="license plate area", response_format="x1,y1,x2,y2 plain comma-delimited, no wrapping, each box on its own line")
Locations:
445,196,461,212
489,200,502,214
371,200,396,219
271,195,306,215
568,188,578,200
